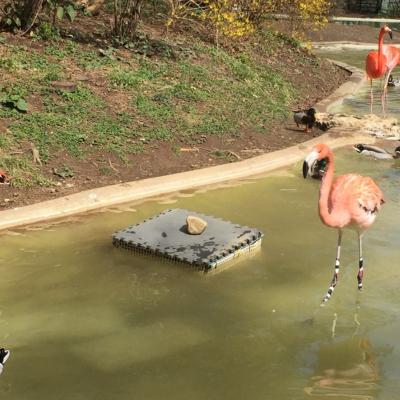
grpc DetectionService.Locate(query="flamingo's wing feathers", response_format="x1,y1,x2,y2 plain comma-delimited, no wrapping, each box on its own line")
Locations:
355,177,385,213
331,175,384,214
382,45,400,69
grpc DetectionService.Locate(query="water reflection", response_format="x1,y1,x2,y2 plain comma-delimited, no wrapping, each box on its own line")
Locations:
305,335,379,399
305,302,382,400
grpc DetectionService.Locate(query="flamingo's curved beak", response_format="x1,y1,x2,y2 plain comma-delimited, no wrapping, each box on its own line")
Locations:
389,30,393,40
302,161,309,179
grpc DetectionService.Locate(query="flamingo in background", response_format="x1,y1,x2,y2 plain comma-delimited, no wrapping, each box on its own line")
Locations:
365,26,392,114
382,28,400,108
303,144,384,305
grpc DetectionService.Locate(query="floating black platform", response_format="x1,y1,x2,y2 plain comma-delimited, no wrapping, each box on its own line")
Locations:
112,209,264,272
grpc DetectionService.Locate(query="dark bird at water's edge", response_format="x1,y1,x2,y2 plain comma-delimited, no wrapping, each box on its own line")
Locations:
293,108,316,133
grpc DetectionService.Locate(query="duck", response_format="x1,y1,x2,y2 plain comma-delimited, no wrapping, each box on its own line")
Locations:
353,143,400,159
293,108,316,133
388,74,400,87
309,157,328,180
0,348,10,375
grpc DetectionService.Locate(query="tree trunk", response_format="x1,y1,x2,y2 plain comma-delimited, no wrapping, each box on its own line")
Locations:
21,0,44,30
113,0,143,42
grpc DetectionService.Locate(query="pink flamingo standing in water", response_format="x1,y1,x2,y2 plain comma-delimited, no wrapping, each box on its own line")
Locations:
303,144,385,305
365,26,393,114
382,28,400,107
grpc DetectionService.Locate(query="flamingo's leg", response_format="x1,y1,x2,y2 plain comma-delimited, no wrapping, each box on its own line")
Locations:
321,229,342,306
382,70,392,115
357,233,364,290
385,73,391,101
370,79,373,114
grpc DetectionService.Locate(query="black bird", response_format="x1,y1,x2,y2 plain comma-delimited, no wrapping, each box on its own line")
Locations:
0,348,10,375
353,144,400,160
388,74,400,87
310,158,328,180
293,108,316,133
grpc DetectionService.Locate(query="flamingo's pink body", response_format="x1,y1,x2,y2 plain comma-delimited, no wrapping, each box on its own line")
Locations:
303,144,384,304
320,173,383,231
365,27,390,79
382,44,400,72
381,44,400,107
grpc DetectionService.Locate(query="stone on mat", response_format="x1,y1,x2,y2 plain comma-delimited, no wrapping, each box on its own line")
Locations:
186,215,207,235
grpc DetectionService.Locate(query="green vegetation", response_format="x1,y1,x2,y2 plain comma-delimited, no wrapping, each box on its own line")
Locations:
0,31,301,187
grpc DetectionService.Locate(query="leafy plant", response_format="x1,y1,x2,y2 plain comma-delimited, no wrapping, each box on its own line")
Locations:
1,0,24,32
0,89,28,112
36,21,60,40
53,164,75,178
46,0,77,25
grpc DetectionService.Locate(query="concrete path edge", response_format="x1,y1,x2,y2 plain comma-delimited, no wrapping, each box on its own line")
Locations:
0,60,372,231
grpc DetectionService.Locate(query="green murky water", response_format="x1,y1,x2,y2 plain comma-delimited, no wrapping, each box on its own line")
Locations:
0,51,400,400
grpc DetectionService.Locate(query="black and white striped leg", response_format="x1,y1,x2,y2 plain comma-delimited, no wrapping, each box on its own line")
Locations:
357,233,364,290
321,229,342,306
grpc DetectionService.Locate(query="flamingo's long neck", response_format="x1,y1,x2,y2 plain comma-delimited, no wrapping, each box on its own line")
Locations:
378,29,386,71
318,150,337,227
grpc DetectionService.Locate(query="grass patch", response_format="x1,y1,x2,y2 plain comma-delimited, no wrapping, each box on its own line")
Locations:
140,126,172,141
192,116,235,136
135,94,174,121
0,31,299,187
75,49,115,69
0,155,53,188
44,40,78,59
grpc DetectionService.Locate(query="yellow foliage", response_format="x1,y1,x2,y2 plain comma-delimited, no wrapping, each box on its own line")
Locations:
162,0,330,43
200,0,254,42
288,0,331,37
296,0,330,30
